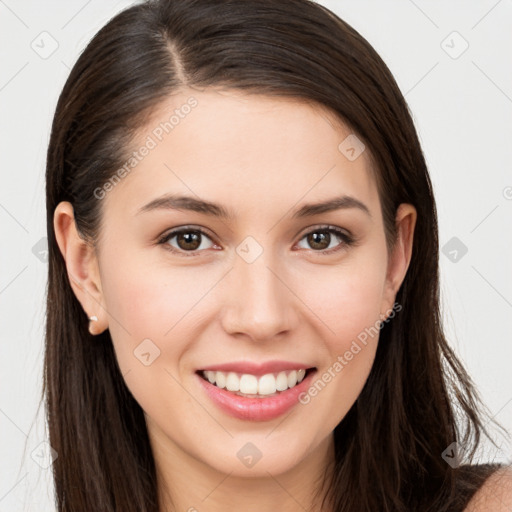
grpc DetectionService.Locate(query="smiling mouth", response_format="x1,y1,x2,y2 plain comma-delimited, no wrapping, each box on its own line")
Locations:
196,367,317,398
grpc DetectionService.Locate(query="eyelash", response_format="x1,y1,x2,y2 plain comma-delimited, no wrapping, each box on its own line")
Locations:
156,224,356,257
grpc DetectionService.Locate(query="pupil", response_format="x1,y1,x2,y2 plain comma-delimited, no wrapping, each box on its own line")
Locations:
178,231,201,250
309,231,329,250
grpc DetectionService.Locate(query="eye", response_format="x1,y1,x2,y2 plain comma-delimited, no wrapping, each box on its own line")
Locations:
157,227,217,257
157,224,356,257
295,225,355,255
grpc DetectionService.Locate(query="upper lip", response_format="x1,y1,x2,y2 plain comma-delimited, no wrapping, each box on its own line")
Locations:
198,360,315,376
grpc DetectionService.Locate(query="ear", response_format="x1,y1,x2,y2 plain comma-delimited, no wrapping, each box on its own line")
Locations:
53,201,108,335
380,203,417,319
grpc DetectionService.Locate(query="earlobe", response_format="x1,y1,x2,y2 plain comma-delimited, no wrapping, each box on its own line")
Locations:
381,203,417,317
53,201,108,336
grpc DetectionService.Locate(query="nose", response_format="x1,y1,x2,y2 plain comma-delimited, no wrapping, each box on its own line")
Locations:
219,247,297,342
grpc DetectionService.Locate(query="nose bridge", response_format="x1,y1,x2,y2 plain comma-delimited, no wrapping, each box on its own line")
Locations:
220,240,294,340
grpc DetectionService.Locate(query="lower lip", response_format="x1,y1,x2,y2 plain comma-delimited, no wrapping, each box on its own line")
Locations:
196,369,317,422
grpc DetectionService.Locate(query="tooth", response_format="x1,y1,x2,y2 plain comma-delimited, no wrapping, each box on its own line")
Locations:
226,372,240,392
275,371,288,391
205,368,308,394
215,371,226,389
239,374,258,394
287,370,297,388
258,373,277,395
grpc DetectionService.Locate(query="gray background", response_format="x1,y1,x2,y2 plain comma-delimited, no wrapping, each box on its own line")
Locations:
1,0,511,510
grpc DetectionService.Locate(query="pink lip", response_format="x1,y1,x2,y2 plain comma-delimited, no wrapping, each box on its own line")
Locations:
196,368,317,422
199,360,313,376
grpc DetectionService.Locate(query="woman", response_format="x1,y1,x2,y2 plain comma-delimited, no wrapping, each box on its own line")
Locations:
45,0,511,510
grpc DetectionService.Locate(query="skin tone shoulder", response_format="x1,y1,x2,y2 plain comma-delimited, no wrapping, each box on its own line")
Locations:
464,466,512,512
54,87,420,511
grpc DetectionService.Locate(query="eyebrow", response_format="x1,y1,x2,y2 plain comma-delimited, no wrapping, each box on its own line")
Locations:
136,193,371,219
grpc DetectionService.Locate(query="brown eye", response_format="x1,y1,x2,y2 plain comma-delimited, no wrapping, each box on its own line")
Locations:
296,226,354,254
159,228,216,255
305,231,331,250
175,231,202,251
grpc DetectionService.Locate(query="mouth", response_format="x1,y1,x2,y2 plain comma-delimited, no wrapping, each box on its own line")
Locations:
196,367,317,398
195,365,318,421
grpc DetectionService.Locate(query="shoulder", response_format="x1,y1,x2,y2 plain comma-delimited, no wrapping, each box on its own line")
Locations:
463,464,512,512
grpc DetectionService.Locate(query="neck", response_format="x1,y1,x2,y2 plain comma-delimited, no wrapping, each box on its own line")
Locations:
150,427,335,512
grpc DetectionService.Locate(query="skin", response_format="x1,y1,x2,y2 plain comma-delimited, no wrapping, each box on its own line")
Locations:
54,88,418,511
465,467,512,512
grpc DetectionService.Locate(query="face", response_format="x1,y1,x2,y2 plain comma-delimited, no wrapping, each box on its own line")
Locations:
56,88,415,481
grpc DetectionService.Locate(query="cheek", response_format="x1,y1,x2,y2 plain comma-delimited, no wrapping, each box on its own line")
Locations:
294,264,386,433
100,242,197,333
99,260,200,420
99,250,221,374
296,251,387,351
97,251,179,365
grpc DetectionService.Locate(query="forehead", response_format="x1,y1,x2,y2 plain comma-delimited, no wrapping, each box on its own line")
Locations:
102,88,380,222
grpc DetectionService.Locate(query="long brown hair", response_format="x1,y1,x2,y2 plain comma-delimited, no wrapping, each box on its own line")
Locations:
43,0,505,510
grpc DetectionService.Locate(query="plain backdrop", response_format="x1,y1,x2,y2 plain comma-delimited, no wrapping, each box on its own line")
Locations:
1,1,511,510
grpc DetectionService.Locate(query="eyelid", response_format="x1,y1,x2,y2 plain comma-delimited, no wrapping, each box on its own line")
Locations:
156,225,219,257
295,223,352,240
294,224,355,255
157,224,355,256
